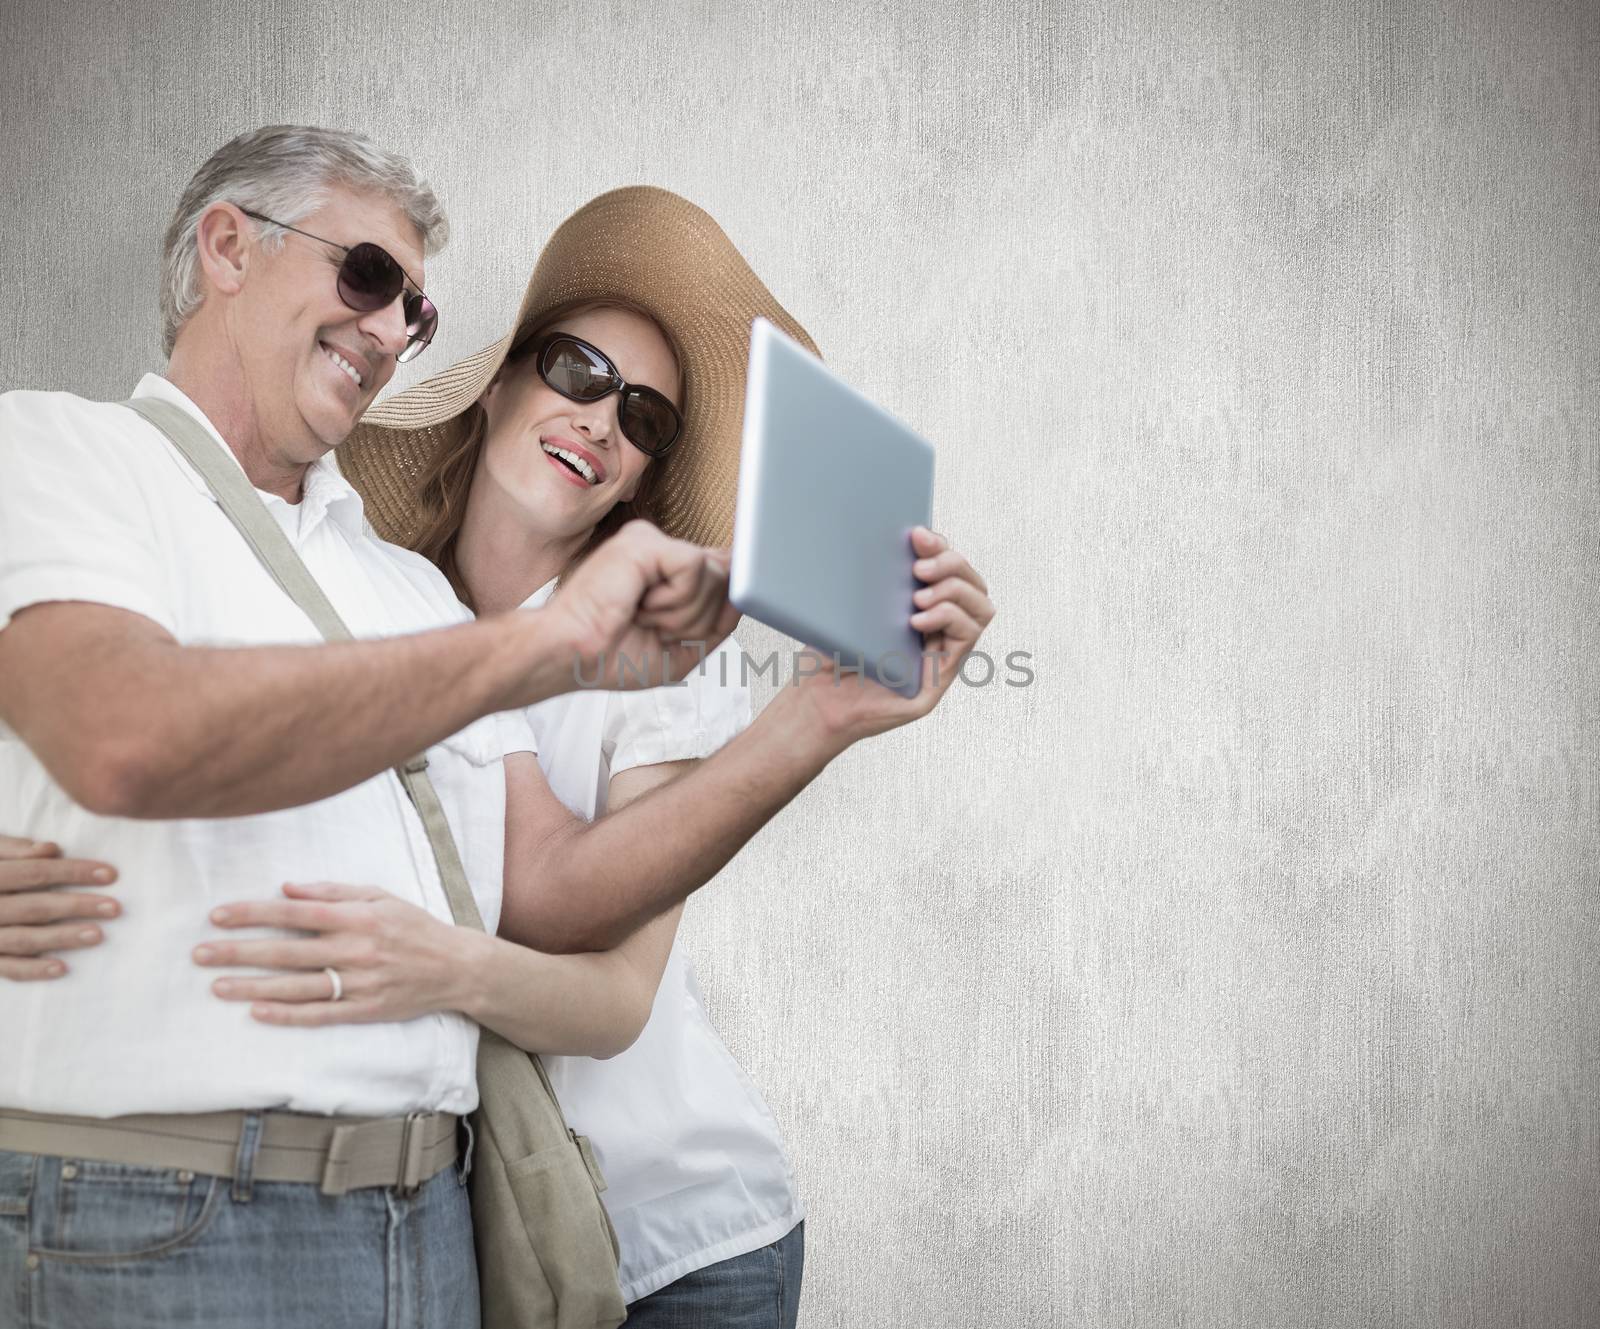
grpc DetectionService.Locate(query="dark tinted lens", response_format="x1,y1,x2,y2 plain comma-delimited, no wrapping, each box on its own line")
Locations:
395,293,437,362
336,242,406,310
542,339,617,400
403,292,436,338
620,388,682,455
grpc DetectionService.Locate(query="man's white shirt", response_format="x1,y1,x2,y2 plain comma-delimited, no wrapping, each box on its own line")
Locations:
0,375,534,1118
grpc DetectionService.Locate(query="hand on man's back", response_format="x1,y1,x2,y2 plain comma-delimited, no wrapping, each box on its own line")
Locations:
0,834,119,981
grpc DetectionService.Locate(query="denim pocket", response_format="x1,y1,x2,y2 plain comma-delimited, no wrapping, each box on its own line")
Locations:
32,1156,223,1262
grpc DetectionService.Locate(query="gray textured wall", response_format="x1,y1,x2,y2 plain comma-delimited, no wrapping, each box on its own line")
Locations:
3,0,1596,1325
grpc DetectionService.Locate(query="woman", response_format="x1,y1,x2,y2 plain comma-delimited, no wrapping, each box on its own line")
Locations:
0,188,994,1325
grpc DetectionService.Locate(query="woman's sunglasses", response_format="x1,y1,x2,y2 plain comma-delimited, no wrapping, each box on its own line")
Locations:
527,333,683,458
238,208,438,363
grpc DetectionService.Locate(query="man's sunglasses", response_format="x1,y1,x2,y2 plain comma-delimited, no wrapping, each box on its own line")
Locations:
238,208,438,363
522,333,683,458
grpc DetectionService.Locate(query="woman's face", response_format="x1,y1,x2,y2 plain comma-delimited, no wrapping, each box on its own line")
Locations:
478,305,680,540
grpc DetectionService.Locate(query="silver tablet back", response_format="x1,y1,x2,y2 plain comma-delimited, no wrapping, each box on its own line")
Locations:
730,318,935,699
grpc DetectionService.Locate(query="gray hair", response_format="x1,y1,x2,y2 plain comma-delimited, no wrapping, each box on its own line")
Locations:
159,125,449,354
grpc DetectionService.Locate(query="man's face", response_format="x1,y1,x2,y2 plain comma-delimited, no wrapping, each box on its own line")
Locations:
229,186,426,462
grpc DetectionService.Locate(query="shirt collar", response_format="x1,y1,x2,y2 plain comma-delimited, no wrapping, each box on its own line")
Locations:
519,578,560,611
305,451,370,539
132,373,369,539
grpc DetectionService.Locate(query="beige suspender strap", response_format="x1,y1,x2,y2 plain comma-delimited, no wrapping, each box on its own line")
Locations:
126,399,357,644
394,756,486,931
121,398,488,937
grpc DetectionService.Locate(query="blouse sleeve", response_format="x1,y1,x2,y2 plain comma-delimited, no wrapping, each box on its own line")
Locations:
494,708,538,758
600,634,752,777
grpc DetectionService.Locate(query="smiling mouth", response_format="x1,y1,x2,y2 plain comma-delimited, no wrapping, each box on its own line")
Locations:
320,342,364,390
541,441,599,485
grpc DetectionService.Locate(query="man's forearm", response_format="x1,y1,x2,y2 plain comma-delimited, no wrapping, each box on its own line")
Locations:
0,602,578,819
502,689,849,953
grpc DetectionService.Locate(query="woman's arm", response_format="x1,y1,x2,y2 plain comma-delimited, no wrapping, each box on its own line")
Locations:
192,761,696,1057
502,527,995,954
191,887,675,1058
501,695,840,954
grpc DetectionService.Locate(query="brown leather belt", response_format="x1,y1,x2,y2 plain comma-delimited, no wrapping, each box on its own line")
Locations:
0,1106,460,1196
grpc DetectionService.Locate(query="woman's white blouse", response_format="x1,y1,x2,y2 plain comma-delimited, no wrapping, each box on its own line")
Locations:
518,579,803,1303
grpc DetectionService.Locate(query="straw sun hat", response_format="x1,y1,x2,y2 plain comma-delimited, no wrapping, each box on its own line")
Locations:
338,185,817,549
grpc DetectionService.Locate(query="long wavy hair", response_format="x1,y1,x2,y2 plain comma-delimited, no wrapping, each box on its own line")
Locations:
408,301,680,613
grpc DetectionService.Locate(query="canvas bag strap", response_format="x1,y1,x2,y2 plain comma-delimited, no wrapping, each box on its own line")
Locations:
122,398,488,935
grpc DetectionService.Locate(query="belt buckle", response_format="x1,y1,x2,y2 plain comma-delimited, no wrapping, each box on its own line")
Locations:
397,1111,428,1196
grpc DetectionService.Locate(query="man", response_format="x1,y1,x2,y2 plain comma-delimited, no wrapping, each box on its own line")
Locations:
0,124,742,1327
0,126,994,1326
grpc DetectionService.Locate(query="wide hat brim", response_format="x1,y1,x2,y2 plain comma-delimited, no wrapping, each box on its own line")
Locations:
338,185,817,549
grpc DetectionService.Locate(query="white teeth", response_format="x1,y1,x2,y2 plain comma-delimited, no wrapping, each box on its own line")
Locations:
321,344,362,388
541,442,597,484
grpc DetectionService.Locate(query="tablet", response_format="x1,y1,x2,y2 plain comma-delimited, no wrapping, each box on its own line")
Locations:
730,317,935,699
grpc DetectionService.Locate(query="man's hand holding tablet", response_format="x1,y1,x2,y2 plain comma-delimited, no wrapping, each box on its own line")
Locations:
553,520,740,689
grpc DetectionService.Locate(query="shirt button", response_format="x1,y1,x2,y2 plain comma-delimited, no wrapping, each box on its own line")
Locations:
25,1252,40,1270
177,1169,195,1183
59,1163,78,1180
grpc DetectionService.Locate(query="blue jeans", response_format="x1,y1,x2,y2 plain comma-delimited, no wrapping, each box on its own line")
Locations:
0,1124,478,1328
623,1221,804,1329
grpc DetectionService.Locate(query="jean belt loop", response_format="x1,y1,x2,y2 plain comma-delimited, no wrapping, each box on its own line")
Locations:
457,1114,476,1187
231,1110,265,1204
397,1111,427,1196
